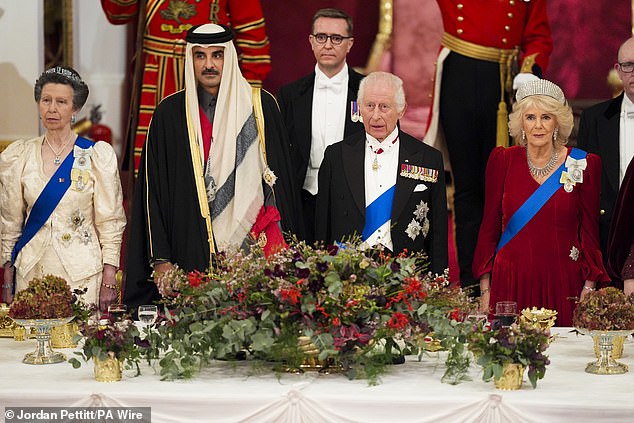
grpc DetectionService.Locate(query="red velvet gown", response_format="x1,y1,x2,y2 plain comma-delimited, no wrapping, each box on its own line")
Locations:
473,146,609,326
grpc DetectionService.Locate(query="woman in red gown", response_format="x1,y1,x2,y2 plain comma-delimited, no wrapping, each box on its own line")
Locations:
473,79,609,326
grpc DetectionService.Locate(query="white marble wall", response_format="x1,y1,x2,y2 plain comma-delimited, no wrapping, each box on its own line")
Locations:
0,1,43,141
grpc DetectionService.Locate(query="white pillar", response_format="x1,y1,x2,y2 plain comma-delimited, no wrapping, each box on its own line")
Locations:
0,0,44,141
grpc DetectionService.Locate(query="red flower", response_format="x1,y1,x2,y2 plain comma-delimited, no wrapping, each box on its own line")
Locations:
187,271,203,288
279,287,301,305
387,312,409,329
345,299,360,310
449,308,461,321
315,303,329,318
332,317,341,326
386,291,412,311
404,277,421,293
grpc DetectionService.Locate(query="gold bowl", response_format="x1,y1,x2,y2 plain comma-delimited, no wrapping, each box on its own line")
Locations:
519,307,557,331
0,303,16,337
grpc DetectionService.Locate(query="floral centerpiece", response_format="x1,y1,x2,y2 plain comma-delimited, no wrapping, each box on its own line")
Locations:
572,287,634,331
8,274,74,319
8,275,77,364
69,311,144,379
149,240,477,384
572,287,634,372
468,321,551,389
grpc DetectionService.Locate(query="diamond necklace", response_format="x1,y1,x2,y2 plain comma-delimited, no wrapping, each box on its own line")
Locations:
45,133,74,166
527,147,558,178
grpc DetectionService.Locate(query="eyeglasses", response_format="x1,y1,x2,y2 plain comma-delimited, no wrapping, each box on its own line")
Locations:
619,62,634,73
311,33,352,46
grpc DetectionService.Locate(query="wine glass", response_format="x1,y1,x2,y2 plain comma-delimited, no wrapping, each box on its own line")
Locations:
138,305,158,326
495,301,517,327
107,303,128,321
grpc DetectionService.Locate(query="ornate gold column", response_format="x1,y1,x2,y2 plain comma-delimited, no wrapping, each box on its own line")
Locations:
361,0,393,74
44,0,73,68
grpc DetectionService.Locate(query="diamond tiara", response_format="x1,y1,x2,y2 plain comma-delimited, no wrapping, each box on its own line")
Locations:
515,79,565,105
45,66,85,85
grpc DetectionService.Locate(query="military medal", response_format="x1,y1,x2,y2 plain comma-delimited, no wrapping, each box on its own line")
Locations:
351,101,362,123
400,164,438,182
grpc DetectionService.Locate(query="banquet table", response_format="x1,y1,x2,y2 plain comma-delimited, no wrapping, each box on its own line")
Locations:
1,327,634,423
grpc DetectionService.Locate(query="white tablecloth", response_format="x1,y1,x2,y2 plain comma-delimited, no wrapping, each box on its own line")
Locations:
1,328,634,423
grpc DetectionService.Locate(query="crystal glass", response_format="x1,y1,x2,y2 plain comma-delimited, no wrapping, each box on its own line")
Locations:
495,301,517,327
138,305,158,326
107,303,128,321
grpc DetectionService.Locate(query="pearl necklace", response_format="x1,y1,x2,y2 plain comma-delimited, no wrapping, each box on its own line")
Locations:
527,148,558,178
45,133,74,166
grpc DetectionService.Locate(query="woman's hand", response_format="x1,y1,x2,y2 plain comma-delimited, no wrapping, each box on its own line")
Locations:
479,290,490,314
624,279,634,296
2,262,15,304
99,264,118,312
579,281,596,302
479,273,491,314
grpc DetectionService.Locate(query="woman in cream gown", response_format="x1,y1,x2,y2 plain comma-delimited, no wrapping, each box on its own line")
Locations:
0,66,126,310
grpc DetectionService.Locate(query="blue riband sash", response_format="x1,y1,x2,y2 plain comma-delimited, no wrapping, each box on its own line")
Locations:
362,185,395,241
496,147,587,252
11,136,95,264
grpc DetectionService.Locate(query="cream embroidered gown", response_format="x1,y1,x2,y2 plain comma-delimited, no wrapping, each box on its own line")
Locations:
0,136,126,305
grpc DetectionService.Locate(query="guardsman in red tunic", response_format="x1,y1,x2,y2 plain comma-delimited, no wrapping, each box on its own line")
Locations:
423,0,552,294
101,0,271,173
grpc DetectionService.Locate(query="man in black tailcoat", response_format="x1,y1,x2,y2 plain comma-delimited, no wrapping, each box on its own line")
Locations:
578,37,634,287
278,8,365,243
316,72,448,275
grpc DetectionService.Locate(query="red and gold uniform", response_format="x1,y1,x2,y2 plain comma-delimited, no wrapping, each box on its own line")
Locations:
438,0,551,70
423,0,552,291
101,0,271,172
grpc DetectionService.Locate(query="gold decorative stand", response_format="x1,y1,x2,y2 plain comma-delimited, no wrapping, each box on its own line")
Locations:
581,329,634,375
11,317,74,364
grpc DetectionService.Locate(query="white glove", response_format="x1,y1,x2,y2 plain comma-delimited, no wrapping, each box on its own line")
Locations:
512,72,539,90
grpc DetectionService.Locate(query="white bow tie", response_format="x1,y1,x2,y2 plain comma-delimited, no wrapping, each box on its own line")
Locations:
316,78,343,92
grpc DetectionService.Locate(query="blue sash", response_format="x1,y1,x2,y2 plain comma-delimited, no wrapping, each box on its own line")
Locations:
496,148,587,252
362,185,395,241
11,136,95,263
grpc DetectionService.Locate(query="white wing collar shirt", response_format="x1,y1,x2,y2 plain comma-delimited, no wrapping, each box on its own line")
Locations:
619,93,634,184
305,63,349,195
363,126,400,251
